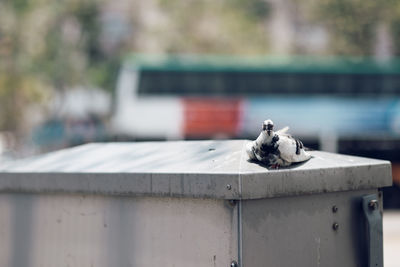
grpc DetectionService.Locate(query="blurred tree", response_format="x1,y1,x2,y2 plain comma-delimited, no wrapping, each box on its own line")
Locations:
0,0,117,142
38,0,118,92
310,0,387,56
0,1,50,138
156,0,271,54
387,0,400,56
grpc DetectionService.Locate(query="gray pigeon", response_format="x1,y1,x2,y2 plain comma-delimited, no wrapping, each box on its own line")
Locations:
246,119,311,168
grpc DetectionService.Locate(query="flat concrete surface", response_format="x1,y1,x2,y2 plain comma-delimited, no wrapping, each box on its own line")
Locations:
383,211,400,267
0,140,392,199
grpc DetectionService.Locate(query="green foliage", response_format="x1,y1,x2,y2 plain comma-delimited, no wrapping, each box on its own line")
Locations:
231,0,271,22
389,1,400,56
0,0,112,134
10,0,30,13
157,0,270,54
0,74,49,131
310,0,388,55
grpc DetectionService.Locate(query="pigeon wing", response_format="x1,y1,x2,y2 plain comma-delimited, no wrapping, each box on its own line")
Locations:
277,135,312,163
276,126,289,135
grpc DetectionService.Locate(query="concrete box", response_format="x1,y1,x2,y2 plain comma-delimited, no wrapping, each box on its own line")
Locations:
0,140,392,267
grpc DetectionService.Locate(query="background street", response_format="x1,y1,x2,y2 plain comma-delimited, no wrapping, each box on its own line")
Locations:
384,211,400,267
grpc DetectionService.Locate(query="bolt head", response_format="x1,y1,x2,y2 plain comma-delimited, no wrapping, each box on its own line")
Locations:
226,184,232,190
368,199,378,210
231,260,238,267
332,222,339,231
332,205,338,213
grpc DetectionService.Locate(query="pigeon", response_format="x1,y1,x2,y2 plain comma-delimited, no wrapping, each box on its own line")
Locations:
246,119,311,168
246,119,284,162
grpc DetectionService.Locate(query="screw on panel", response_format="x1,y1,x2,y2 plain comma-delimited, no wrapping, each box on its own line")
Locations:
368,199,378,210
231,260,238,267
332,222,339,231
332,205,338,213
226,184,232,190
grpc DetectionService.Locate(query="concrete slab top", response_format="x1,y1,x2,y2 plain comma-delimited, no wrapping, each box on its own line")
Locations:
0,140,392,199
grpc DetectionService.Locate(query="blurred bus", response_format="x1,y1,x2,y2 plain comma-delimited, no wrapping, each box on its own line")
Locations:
112,54,400,142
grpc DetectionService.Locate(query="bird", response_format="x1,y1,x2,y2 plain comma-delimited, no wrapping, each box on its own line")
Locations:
246,119,311,168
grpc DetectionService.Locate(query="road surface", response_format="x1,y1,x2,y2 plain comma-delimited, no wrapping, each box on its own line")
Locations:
384,211,400,267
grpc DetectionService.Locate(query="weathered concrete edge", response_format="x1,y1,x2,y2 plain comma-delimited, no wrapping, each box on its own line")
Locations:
0,161,392,200
0,172,240,199
240,162,392,200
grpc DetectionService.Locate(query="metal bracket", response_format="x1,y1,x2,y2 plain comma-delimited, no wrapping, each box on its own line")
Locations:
362,194,383,267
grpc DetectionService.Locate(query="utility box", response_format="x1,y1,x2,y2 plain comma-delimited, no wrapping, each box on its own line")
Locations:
0,140,392,267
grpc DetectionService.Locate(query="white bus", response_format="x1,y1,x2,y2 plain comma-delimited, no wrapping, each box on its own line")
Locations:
112,54,400,146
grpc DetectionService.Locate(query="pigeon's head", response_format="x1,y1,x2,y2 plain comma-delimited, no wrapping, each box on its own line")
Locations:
262,119,274,136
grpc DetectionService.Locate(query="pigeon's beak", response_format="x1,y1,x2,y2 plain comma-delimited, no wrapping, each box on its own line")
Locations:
266,124,273,135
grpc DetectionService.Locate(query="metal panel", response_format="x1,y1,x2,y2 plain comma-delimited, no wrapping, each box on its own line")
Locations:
0,141,392,199
362,194,383,267
241,189,376,267
0,193,238,267
0,195,13,267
